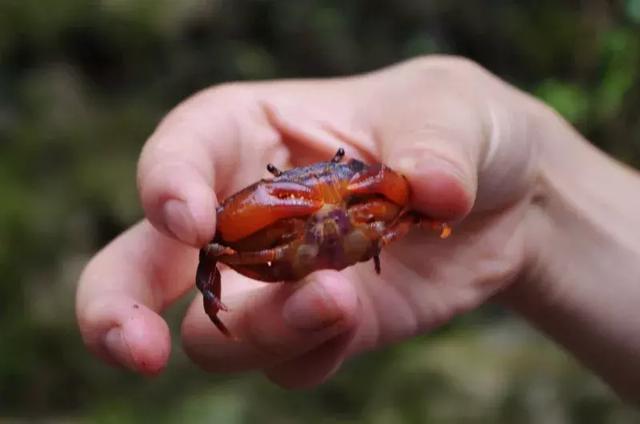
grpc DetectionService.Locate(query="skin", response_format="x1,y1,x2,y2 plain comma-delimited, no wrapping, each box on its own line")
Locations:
76,56,640,401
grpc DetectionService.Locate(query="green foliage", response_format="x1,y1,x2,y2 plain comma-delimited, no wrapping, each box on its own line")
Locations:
1,0,639,421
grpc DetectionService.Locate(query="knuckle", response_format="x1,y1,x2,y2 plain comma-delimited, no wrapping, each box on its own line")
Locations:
243,316,296,359
141,74,268,138
152,81,254,137
180,336,215,371
180,318,231,373
407,54,492,84
198,81,255,106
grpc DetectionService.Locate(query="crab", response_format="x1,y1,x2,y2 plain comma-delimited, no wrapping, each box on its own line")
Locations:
195,148,451,337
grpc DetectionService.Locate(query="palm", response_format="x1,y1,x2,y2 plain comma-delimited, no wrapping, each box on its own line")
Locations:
346,199,527,351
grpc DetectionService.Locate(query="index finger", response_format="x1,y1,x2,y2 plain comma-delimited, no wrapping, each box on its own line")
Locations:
137,77,382,248
137,84,288,247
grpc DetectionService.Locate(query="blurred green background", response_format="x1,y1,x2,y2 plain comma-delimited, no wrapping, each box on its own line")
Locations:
2,0,640,422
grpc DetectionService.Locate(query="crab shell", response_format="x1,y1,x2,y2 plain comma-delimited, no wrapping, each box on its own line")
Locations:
195,149,448,337
212,154,410,281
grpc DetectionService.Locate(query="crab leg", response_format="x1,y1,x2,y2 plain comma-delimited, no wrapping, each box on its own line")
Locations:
347,199,405,274
217,241,297,266
195,248,232,338
196,238,303,337
378,212,421,247
357,210,450,274
380,212,451,246
347,198,401,224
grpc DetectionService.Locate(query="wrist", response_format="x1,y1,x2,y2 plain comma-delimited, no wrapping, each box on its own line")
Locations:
502,104,640,400
510,104,640,307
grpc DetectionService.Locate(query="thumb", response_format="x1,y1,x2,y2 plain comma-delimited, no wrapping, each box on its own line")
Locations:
385,134,479,221
364,58,491,221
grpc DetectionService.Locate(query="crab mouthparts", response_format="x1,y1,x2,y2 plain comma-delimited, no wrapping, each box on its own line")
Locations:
307,206,351,245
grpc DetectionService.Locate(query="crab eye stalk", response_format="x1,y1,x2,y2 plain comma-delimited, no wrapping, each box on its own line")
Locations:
332,147,345,163
266,163,283,177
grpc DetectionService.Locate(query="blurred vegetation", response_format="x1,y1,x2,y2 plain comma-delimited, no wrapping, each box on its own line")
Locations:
1,0,639,422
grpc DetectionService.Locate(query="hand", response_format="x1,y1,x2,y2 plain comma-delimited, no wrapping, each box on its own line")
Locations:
75,56,559,387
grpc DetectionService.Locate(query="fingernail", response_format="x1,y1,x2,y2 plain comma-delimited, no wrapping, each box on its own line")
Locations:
396,154,468,183
103,327,137,371
283,280,343,331
163,199,198,245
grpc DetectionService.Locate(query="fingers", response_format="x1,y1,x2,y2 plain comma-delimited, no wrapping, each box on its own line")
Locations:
365,56,534,220
137,97,211,246
365,59,487,221
76,221,198,374
137,78,384,248
81,298,170,375
181,270,360,384
264,330,355,389
137,85,289,247
138,56,523,247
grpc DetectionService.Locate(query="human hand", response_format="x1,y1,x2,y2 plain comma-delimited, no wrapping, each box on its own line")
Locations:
76,56,556,388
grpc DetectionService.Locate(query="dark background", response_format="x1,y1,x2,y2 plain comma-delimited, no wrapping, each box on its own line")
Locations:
1,1,639,422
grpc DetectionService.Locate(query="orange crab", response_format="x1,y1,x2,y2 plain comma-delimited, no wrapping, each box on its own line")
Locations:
196,148,451,337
